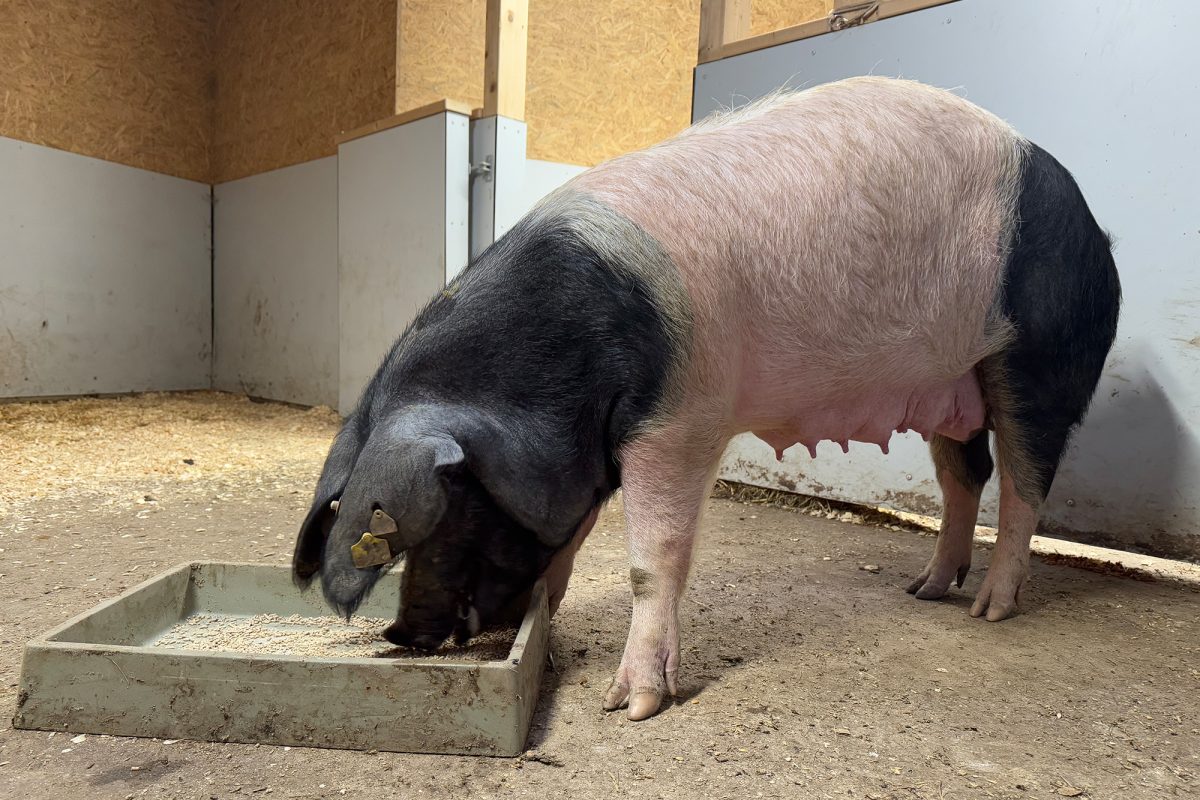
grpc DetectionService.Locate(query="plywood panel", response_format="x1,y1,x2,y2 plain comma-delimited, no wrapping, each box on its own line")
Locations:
524,0,691,166
751,1,832,35
0,0,214,182
0,136,212,397
397,0,487,113
213,0,396,184
525,0,831,166
395,1,830,169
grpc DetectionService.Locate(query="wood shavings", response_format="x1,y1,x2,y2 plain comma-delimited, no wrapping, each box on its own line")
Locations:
0,390,340,517
711,479,925,535
152,612,516,661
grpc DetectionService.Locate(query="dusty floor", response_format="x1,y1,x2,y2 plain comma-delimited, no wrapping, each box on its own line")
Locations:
0,392,1197,799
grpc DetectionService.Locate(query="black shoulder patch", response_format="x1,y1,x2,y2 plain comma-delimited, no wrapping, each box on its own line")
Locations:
357,201,684,543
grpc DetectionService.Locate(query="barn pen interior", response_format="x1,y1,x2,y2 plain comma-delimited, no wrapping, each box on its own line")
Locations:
1,0,1197,798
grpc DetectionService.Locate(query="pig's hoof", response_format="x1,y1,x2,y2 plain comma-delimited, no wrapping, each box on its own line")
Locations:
969,565,1027,621
905,560,970,600
602,667,677,721
603,684,662,721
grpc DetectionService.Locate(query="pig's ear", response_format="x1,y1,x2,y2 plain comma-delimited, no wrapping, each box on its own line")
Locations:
461,422,601,549
293,419,364,588
430,435,465,472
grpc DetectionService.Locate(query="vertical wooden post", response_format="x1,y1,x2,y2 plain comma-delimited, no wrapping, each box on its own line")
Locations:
393,0,405,113
483,0,528,121
698,0,751,62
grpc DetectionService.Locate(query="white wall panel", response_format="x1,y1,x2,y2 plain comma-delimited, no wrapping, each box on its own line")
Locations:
337,112,470,413
0,136,211,398
213,156,338,408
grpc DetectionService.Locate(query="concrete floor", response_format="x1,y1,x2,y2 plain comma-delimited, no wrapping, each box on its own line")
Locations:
1,393,1197,799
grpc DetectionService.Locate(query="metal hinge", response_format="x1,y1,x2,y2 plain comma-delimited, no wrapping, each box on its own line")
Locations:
470,155,493,182
829,1,880,32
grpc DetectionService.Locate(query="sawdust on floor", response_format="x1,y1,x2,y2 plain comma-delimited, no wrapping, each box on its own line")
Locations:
0,391,340,517
1,391,1197,799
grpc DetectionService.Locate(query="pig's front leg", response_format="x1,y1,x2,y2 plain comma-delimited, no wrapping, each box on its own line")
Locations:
543,505,600,617
603,421,727,721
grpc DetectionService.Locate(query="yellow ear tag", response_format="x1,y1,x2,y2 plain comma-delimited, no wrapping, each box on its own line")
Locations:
351,532,393,569
350,509,401,569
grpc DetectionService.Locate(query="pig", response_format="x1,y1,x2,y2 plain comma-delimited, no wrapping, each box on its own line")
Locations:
293,76,1121,721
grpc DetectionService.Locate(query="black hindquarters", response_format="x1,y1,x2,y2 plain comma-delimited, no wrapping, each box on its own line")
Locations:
984,142,1122,504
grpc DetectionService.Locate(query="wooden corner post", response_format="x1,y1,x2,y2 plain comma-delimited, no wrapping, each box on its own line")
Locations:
483,0,528,121
698,0,751,62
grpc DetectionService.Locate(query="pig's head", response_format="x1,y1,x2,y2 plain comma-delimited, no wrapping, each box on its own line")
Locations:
292,407,600,650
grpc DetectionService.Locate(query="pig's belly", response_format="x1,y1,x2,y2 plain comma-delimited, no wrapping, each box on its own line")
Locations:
750,370,985,459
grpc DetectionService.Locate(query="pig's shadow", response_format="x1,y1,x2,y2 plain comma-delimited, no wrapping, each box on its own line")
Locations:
1041,349,1198,560
524,561,850,745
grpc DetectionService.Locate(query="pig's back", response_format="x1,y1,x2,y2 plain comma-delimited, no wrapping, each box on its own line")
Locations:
568,77,1025,421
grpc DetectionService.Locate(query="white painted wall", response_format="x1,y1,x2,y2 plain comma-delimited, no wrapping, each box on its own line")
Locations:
212,157,338,408
693,0,1200,558
0,136,211,398
520,159,586,215
337,112,471,413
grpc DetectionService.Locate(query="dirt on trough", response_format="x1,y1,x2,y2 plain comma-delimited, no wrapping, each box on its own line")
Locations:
0,392,1196,799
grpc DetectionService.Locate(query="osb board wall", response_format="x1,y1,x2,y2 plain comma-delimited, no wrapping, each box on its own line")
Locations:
0,0,214,182
752,0,832,35
212,0,396,184
396,0,485,114
526,0,831,166
0,1,834,183
394,1,831,168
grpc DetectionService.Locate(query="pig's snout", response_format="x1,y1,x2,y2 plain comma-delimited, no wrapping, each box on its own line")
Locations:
320,560,382,619
383,616,458,651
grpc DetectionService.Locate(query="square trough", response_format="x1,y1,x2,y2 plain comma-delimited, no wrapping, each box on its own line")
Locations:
13,562,549,756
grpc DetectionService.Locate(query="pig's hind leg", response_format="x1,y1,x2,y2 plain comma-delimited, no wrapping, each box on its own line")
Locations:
603,417,728,721
908,432,992,600
968,143,1121,621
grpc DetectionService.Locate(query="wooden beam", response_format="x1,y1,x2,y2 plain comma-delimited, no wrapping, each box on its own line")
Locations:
336,99,474,146
698,0,960,65
483,0,528,121
393,0,405,113
698,0,752,62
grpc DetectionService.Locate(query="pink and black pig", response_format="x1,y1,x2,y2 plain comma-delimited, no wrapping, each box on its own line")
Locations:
293,77,1120,720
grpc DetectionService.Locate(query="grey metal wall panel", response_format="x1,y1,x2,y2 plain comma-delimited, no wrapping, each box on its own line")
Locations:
469,116,498,262
470,113,585,265
444,114,471,284
212,157,339,408
693,0,1200,558
0,136,211,398
337,113,465,414
491,117,531,242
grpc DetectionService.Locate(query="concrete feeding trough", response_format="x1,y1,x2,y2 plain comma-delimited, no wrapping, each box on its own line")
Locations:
13,562,549,756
